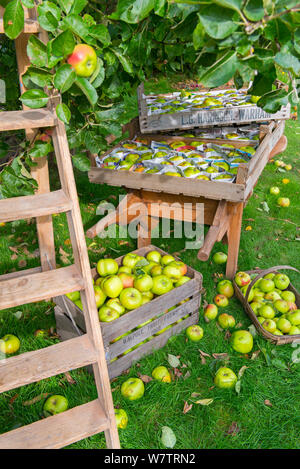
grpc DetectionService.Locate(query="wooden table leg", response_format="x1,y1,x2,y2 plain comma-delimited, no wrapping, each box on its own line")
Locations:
226,202,244,279
137,216,159,249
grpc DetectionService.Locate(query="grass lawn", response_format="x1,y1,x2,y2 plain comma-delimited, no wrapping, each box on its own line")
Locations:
0,115,299,449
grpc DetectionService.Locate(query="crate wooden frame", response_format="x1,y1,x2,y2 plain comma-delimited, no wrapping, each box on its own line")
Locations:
233,265,300,345
87,121,285,278
138,83,291,133
55,245,203,380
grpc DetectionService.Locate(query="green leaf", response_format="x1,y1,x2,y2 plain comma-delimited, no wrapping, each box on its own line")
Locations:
3,0,24,39
112,48,134,74
193,21,205,50
27,35,48,67
161,426,176,449
257,89,289,113
22,67,53,88
51,30,76,58
154,0,167,16
199,51,238,87
37,1,61,20
37,11,58,32
60,0,74,14
21,0,35,7
275,51,300,76
199,6,239,39
54,64,76,93
72,153,91,171
62,14,93,43
69,0,88,15
75,77,98,106
29,141,53,158
56,103,71,124
89,58,105,88
110,0,156,24
20,89,49,108
243,0,265,21
89,24,111,46
212,0,243,13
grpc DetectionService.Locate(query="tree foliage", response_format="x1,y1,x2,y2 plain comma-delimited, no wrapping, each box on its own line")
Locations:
1,0,300,197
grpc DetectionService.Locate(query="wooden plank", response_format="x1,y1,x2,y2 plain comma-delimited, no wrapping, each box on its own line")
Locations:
0,399,109,449
0,264,84,310
0,266,42,281
0,189,72,223
226,202,244,279
0,109,56,132
0,334,97,393
0,18,40,34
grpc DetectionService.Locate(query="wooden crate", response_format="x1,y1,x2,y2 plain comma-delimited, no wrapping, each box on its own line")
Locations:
55,245,203,379
88,120,285,203
233,265,300,345
138,83,291,133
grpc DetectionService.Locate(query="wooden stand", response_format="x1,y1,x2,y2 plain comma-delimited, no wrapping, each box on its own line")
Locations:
0,4,119,449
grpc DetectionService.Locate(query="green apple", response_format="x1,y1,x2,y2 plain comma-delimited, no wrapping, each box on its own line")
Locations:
163,264,182,281
281,291,296,303
287,310,300,326
277,197,290,208
273,329,283,336
274,273,290,290
142,261,158,275
94,285,107,308
102,275,123,298
186,325,204,342
152,366,171,383
204,304,218,322
43,395,68,416
174,276,190,287
151,275,173,295
257,316,265,324
241,285,254,302
216,280,234,298
121,377,145,401
168,261,187,276
288,325,300,335
66,291,80,302
264,273,275,280
74,299,83,310
161,255,175,266
218,313,236,329
214,367,237,389
118,266,132,274
270,186,280,195
106,298,126,316
115,408,128,429
212,252,227,264
214,294,229,307
122,253,141,269
276,317,292,333
230,330,253,353
146,250,162,264
151,265,163,277
119,288,142,310
141,290,154,302
259,278,275,293
155,324,172,336
264,291,281,302
0,334,20,355
98,305,120,322
97,258,119,277
134,274,153,292
262,319,277,334
274,299,289,314
235,271,251,287
259,304,275,319
250,301,264,315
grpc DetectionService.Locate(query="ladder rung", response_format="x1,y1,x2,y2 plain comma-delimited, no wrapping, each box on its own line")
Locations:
0,189,72,223
0,264,84,310
0,399,109,449
0,334,98,393
0,109,56,131
0,18,41,34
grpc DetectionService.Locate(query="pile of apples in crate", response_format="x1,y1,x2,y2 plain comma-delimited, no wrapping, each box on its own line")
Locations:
67,250,190,326
236,271,300,336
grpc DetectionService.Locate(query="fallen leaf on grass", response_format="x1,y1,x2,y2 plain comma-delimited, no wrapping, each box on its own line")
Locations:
195,398,214,406
183,370,191,380
64,371,76,385
251,350,260,360
167,353,180,368
226,422,240,436
118,240,129,246
183,401,193,414
18,259,27,268
238,365,248,378
174,368,183,379
9,394,19,405
264,399,273,407
161,426,176,448
23,393,49,406
245,226,252,231
59,246,70,264
137,373,153,383
64,238,71,246
9,246,19,254
212,353,230,360
191,392,201,398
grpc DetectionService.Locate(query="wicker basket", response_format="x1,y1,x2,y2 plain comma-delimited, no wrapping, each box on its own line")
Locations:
233,265,300,345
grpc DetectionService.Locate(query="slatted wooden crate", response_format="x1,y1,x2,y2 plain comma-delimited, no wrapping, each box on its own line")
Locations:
88,120,285,203
233,266,300,345
138,83,291,133
55,245,203,379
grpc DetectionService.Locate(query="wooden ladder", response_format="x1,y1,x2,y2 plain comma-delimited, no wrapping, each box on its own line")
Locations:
0,5,120,449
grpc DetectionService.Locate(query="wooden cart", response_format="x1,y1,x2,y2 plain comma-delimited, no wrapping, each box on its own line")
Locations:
87,120,286,279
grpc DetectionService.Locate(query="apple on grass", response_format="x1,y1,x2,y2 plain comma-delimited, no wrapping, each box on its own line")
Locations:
119,288,142,310
214,294,229,308
270,186,280,195
204,304,218,322
186,325,204,342
277,197,290,207
218,313,236,329
43,395,68,416
115,408,128,429
152,366,171,383
0,334,20,355
67,44,97,77
214,367,237,389
212,252,227,264
230,330,253,354
217,280,234,298
121,377,145,401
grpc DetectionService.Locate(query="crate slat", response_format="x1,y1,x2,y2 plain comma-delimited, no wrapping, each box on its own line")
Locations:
0,109,56,131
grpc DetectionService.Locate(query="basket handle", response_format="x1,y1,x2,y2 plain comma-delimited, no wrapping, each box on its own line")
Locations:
244,265,300,303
